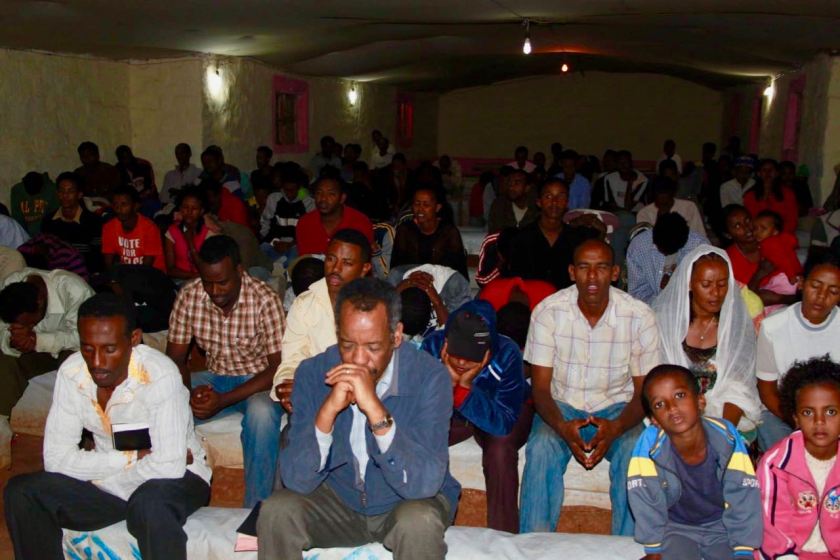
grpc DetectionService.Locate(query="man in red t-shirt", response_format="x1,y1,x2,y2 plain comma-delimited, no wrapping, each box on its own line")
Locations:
102,186,166,273
295,177,373,255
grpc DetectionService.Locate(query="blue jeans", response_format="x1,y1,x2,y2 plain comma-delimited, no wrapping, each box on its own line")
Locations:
756,409,793,452
612,210,637,270
519,400,642,536
192,371,283,508
259,241,298,265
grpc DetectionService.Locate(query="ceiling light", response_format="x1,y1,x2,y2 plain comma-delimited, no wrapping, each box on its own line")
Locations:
523,37,532,55
561,63,569,73
348,84,358,105
764,79,775,100
206,65,225,102
522,20,532,55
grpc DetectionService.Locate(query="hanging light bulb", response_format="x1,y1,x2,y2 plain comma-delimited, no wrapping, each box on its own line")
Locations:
522,20,531,55
561,63,569,73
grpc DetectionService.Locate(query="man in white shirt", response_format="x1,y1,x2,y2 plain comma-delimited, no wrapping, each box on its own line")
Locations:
636,176,706,235
161,143,202,205
756,253,840,450
371,136,395,170
508,145,536,174
0,267,94,415
520,239,661,536
655,139,682,175
4,293,211,560
601,150,650,265
602,150,649,212
719,157,755,208
370,129,396,169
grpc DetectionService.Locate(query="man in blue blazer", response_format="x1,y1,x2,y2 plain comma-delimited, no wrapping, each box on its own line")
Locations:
257,277,461,560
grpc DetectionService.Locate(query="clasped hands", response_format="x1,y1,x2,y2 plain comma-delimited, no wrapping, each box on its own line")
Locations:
316,363,386,433
190,386,226,420
556,416,621,470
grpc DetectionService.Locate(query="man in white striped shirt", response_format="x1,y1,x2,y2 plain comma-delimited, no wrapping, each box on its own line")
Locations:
4,293,211,560
519,239,661,536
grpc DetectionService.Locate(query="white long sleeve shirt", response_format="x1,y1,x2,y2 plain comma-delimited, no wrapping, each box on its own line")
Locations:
43,344,211,501
0,268,94,358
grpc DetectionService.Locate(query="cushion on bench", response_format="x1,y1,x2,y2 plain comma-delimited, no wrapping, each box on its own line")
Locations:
10,370,56,437
62,507,643,559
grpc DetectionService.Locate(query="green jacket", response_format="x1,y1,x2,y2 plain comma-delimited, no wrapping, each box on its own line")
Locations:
10,174,58,236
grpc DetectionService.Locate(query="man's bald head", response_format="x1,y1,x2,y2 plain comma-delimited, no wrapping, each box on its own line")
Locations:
573,238,615,267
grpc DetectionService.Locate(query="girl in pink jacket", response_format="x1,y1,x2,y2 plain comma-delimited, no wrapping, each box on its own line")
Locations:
757,356,840,560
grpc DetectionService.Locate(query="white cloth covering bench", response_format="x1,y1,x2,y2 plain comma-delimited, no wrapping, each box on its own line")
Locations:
12,372,611,509
62,508,643,559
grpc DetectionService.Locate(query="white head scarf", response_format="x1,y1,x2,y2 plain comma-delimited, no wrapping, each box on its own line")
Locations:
652,244,761,432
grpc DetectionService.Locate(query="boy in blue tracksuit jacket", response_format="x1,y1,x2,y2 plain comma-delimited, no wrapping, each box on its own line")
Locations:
422,300,533,533
627,364,762,560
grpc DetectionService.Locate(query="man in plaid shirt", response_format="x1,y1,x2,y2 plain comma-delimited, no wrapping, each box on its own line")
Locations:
519,239,661,536
166,235,285,507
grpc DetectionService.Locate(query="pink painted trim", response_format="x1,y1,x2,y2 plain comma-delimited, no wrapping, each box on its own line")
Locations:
273,75,309,154
396,92,414,150
782,74,806,162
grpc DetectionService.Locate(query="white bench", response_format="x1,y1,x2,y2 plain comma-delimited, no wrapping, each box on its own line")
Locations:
62,508,643,559
12,372,611,509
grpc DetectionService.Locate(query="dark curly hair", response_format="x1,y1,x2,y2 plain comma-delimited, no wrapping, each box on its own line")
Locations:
779,355,840,420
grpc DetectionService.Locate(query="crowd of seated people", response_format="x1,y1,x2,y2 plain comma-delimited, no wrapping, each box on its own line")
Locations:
2,131,840,560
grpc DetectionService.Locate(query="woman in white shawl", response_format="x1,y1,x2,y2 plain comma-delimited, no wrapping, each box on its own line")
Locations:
652,244,762,436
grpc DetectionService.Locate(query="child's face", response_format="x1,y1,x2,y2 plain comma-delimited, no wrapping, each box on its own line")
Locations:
794,382,840,460
646,372,705,435
753,216,778,242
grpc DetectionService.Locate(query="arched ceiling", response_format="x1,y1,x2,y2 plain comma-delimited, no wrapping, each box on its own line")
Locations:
2,0,839,90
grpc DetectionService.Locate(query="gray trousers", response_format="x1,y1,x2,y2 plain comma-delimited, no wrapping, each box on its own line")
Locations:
660,518,731,560
257,483,451,560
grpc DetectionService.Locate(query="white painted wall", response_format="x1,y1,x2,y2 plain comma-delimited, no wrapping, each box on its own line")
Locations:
438,72,723,163
0,49,130,204
129,58,204,180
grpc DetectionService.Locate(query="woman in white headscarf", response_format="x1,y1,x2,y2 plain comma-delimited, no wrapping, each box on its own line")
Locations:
652,244,762,436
